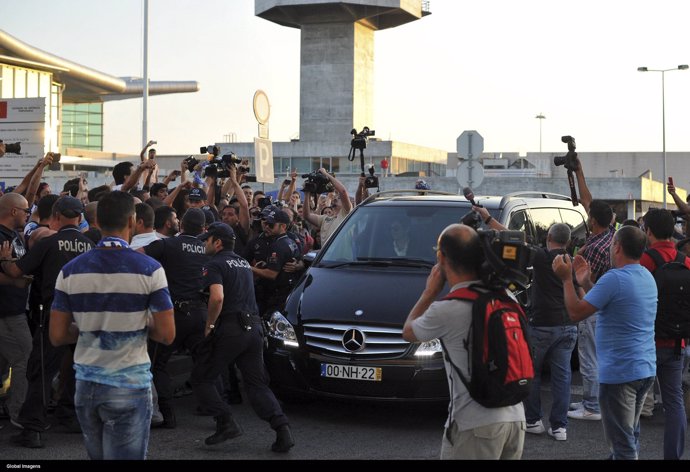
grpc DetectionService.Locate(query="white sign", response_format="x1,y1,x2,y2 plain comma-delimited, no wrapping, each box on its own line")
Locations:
457,130,484,160
0,98,47,174
456,161,485,189
254,138,274,184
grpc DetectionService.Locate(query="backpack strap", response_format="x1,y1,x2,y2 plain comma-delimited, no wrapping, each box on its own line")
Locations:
438,338,473,394
442,287,479,302
645,248,666,272
673,251,687,265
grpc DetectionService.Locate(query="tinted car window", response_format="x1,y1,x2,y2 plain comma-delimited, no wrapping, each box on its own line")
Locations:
319,205,499,264
560,208,588,244
530,207,562,247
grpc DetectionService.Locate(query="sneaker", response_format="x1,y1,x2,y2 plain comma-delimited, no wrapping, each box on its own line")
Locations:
567,408,601,421
569,401,582,411
548,427,567,441
525,419,545,434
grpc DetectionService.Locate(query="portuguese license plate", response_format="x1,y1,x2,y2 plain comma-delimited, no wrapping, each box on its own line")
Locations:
320,363,382,382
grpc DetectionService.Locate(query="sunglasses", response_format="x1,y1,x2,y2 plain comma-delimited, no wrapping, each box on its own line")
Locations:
15,207,31,215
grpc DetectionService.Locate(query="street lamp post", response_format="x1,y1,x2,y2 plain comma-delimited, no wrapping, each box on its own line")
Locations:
535,113,546,153
637,64,689,208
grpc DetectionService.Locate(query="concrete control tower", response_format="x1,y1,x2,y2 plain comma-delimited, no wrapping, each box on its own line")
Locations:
256,1,429,143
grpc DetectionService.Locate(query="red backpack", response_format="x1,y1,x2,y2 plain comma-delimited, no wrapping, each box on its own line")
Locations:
440,285,534,408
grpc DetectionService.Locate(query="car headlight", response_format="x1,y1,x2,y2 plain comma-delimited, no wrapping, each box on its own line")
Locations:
414,338,442,357
267,312,299,348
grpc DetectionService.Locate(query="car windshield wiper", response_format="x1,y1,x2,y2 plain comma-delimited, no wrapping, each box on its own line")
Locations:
321,257,434,269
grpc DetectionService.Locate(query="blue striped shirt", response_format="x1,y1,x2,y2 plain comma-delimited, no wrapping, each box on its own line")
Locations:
52,237,173,389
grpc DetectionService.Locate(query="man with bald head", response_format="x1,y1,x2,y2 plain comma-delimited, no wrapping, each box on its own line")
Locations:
402,224,525,459
0,193,33,428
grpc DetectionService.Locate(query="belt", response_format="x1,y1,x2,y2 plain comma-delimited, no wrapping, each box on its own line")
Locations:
173,299,206,310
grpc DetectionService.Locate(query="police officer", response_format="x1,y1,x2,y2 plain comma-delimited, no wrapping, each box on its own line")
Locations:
192,222,294,452
144,207,209,428
251,208,302,316
1,196,93,447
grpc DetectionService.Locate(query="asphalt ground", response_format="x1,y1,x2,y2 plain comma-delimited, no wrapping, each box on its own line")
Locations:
0,368,684,462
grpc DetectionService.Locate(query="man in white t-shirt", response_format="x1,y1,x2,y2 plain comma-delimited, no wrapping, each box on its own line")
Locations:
402,224,525,460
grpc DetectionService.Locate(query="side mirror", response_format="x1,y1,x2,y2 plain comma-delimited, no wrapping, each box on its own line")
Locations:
303,251,318,267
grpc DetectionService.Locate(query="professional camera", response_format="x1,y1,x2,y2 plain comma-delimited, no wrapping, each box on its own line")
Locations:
0,140,21,154
200,145,220,157
350,127,375,151
184,156,200,171
364,165,379,189
553,136,578,172
302,171,334,195
554,135,580,207
477,229,535,291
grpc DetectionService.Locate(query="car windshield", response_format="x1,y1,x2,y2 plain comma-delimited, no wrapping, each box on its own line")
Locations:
318,205,500,267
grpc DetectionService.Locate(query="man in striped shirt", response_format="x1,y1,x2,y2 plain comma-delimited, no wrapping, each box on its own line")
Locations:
49,191,175,460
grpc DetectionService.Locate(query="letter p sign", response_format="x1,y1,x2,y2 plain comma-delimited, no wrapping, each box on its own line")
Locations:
254,138,274,184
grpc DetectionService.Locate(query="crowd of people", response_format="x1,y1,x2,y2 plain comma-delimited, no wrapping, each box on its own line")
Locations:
0,149,358,459
2,144,690,460
405,155,690,460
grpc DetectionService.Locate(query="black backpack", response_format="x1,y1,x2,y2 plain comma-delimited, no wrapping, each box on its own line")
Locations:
439,285,534,408
645,248,690,342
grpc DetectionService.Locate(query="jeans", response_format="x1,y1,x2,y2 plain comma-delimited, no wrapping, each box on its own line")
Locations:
74,380,152,460
656,347,686,460
524,325,578,429
578,315,600,413
599,377,654,460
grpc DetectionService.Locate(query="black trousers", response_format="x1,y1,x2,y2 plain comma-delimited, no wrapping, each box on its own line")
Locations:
190,316,288,430
17,308,76,431
149,304,207,409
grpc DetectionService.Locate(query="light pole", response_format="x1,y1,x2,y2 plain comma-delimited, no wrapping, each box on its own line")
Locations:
535,113,546,153
637,64,689,208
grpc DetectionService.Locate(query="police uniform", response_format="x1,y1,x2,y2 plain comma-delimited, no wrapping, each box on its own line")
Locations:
0,223,28,320
191,222,293,451
259,232,301,316
144,208,209,424
10,197,93,437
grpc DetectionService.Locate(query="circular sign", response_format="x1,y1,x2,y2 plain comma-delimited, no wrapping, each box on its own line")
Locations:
253,90,271,125
456,161,485,189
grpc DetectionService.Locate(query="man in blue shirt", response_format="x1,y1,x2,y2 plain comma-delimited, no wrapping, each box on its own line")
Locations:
49,192,175,460
552,226,657,460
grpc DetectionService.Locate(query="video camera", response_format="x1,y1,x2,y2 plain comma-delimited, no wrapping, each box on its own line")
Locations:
200,145,220,157
184,155,200,171
204,153,242,179
350,127,375,151
0,140,21,154
554,135,580,207
477,229,535,291
302,171,334,195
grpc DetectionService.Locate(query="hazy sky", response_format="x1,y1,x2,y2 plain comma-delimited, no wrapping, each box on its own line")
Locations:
3,0,690,155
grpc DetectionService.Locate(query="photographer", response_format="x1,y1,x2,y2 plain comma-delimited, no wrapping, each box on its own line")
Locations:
302,168,352,246
402,224,525,460
567,157,615,422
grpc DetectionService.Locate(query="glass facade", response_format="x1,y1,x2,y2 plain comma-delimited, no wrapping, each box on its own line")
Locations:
61,103,103,151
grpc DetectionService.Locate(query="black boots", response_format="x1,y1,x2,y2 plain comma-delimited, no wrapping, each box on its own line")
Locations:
271,424,294,453
204,414,243,446
10,430,43,448
159,405,177,429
